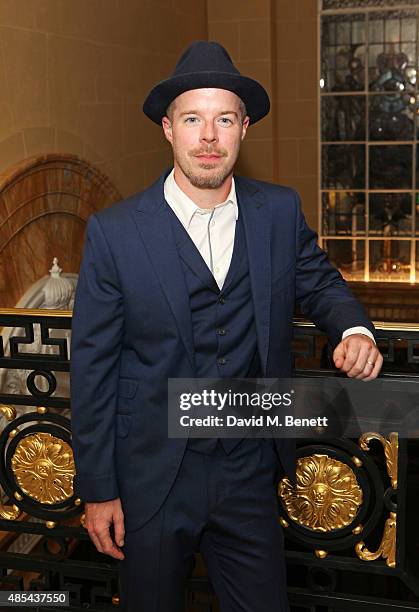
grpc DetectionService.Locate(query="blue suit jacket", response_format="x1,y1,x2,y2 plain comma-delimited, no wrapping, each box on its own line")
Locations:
70,169,375,531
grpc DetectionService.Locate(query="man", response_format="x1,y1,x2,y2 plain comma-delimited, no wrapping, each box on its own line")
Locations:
70,41,382,612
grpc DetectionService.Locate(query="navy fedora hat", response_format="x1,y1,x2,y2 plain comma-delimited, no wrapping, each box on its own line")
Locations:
143,40,270,125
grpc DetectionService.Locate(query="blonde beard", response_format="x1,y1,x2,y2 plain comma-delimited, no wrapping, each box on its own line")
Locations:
176,157,236,189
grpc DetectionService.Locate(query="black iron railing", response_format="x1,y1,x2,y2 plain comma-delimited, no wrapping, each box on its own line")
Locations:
0,309,418,611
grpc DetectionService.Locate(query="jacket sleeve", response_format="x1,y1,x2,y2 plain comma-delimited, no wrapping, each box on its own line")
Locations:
70,213,124,502
293,190,375,348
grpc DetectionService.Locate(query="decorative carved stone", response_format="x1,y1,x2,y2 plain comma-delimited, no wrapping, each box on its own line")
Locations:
0,153,121,308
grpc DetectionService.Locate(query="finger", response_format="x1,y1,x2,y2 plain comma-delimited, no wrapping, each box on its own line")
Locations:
96,525,115,551
104,541,125,560
347,344,373,378
104,543,125,560
97,526,125,560
339,347,359,373
85,515,105,554
353,346,379,379
350,346,376,379
362,353,383,381
92,537,124,560
359,350,381,381
333,343,346,369
88,531,104,554
113,513,125,547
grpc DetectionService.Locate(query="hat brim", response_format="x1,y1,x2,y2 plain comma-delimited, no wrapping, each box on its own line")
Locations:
142,71,270,125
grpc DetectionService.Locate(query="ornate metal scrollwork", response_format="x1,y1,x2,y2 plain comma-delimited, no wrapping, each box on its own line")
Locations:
11,432,74,504
0,404,17,421
359,432,398,489
355,512,397,568
279,454,363,532
0,502,21,520
0,404,21,519
354,432,398,567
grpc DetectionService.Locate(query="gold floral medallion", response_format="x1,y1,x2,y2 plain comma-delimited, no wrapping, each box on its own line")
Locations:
11,432,75,503
279,454,363,532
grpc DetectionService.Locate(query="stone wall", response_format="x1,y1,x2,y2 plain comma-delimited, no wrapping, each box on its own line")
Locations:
208,0,277,184
208,0,319,229
274,0,318,230
0,0,207,199
0,1,320,305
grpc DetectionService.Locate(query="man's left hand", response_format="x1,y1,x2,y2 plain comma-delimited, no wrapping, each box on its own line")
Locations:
333,333,383,380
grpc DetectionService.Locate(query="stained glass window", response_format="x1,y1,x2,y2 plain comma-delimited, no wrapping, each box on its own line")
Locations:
320,2,419,282
323,1,419,9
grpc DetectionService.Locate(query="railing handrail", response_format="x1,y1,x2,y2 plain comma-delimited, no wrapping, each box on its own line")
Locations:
0,308,72,318
1,308,419,333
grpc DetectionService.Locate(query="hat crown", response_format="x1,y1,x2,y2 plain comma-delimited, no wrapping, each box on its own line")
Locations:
142,40,270,125
174,41,240,76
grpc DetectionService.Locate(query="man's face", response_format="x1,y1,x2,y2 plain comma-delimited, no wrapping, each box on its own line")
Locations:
162,88,249,189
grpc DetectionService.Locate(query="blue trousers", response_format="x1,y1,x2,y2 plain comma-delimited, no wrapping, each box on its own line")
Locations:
118,438,290,612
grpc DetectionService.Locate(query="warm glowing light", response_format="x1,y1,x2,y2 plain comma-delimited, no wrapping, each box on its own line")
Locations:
407,68,416,84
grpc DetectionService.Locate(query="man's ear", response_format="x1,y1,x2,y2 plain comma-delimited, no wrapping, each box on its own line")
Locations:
241,116,250,141
162,116,173,144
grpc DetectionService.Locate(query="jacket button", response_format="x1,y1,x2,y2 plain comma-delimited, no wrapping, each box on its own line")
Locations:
217,328,227,336
218,296,226,304
218,357,227,365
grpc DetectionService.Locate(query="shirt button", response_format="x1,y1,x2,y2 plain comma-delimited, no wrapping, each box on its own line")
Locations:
217,328,227,336
218,357,227,365
218,296,226,304
215,266,219,273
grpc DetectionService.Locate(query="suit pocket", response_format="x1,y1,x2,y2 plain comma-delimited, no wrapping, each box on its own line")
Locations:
115,413,133,438
118,378,139,399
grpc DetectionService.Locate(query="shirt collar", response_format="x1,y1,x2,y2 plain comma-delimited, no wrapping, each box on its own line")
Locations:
164,168,238,230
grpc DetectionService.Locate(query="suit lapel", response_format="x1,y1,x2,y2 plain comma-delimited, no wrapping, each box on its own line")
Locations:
169,210,219,293
132,172,196,372
235,177,272,376
132,172,272,377
220,210,245,294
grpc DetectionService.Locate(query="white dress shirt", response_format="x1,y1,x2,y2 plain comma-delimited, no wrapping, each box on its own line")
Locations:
164,168,237,290
163,169,374,344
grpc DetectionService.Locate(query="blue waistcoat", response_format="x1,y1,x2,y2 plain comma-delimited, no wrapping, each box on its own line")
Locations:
167,203,260,453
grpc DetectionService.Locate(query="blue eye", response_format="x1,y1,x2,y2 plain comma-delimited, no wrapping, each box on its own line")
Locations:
185,117,199,124
219,117,233,125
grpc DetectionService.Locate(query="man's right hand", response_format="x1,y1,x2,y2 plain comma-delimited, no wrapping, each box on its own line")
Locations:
84,497,125,560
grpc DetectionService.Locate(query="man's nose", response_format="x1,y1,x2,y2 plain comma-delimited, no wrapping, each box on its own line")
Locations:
200,121,218,144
